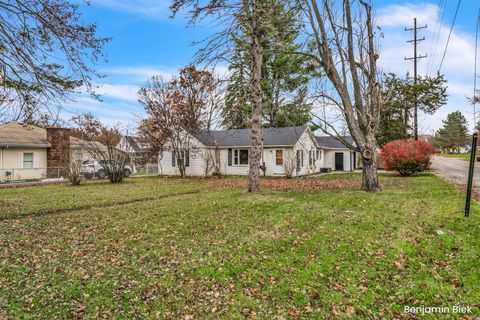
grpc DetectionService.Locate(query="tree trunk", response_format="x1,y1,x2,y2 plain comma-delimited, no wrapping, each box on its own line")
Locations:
247,19,263,193
360,148,381,192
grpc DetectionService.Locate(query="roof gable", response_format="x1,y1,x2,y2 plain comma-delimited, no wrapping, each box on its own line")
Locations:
123,136,151,152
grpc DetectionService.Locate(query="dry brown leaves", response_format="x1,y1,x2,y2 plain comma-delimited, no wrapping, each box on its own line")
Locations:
205,177,361,192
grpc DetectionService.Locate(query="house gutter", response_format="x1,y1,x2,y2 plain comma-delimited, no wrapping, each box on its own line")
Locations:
204,144,294,149
0,143,51,148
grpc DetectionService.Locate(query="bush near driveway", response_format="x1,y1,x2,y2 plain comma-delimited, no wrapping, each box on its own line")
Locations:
381,139,436,176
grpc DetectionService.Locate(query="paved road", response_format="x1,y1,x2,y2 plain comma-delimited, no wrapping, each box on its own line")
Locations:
431,156,480,187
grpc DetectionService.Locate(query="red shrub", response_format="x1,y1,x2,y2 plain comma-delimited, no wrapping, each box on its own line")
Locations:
380,139,436,176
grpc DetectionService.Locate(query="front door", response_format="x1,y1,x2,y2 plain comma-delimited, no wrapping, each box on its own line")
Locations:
335,152,344,171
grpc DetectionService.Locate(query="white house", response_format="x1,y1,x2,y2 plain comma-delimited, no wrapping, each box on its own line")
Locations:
116,136,158,173
159,126,357,177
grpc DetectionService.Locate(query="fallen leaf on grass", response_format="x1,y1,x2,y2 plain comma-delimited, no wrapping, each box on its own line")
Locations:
331,305,341,316
346,305,355,318
287,309,300,318
242,307,257,318
308,292,319,300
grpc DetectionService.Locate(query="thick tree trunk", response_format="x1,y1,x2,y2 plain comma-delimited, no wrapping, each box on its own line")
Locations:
360,143,381,192
361,158,380,192
247,22,263,193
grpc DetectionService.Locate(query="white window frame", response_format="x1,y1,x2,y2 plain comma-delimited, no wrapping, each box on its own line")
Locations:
23,152,34,169
232,149,249,166
275,150,283,166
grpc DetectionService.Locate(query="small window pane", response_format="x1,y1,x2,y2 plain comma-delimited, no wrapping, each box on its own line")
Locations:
234,150,239,165
239,149,249,165
23,153,34,169
276,150,283,165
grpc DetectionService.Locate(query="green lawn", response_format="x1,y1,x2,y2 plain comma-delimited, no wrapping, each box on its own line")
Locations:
0,177,211,219
0,174,479,319
440,153,472,160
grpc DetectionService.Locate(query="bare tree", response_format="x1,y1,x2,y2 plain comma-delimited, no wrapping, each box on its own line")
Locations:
283,150,296,178
201,143,223,177
67,149,83,186
138,68,214,177
201,149,215,177
301,0,385,192
0,0,109,123
71,114,130,184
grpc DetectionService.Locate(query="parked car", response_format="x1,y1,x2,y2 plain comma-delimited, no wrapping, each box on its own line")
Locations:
81,160,132,179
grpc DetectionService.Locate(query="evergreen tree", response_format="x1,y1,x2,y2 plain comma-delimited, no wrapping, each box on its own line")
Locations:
436,111,469,153
222,40,252,129
222,0,312,129
377,74,411,146
377,73,447,146
475,119,480,133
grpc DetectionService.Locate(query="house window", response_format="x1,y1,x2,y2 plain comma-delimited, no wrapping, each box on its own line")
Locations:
174,150,190,167
316,150,321,160
309,150,313,166
23,153,34,169
275,150,283,165
296,150,303,170
233,149,249,165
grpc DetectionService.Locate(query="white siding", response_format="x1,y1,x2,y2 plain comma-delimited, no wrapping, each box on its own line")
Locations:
158,134,209,177
0,147,47,180
158,129,357,177
323,149,353,171
292,130,323,176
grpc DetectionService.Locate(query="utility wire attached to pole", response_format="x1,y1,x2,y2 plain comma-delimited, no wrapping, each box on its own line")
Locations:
405,18,427,141
474,8,479,129
438,0,462,73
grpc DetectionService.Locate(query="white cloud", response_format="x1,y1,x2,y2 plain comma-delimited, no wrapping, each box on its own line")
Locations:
97,83,140,102
377,3,476,132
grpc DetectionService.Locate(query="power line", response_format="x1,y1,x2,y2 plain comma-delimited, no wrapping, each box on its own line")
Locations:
438,0,462,73
428,0,448,75
405,18,428,140
474,8,479,128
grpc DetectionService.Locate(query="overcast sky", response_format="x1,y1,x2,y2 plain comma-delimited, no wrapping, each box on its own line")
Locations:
66,0,480,134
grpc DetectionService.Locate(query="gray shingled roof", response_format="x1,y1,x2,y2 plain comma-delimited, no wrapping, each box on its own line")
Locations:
315,136,353,149
192,126,308,147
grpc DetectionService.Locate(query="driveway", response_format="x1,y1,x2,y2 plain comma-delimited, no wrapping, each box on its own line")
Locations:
430,156,480,187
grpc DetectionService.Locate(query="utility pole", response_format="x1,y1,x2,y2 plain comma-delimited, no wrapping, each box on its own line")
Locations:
405,18,427,140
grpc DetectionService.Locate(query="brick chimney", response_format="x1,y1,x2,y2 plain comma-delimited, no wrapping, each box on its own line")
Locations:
46,127,71,178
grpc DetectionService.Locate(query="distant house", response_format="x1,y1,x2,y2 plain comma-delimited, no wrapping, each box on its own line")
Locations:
159,126,357,177
117,136,157,173
0,122,105,181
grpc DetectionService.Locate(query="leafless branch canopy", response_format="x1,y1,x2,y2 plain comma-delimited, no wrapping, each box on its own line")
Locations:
0,0,109,123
